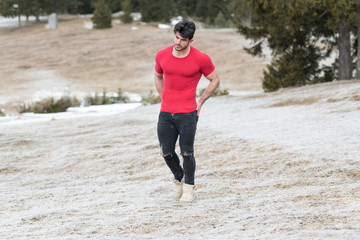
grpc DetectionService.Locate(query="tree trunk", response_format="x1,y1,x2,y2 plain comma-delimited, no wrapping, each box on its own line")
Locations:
338,18,352,80
18,13,21,28
357,4,360,79
246,11,252,28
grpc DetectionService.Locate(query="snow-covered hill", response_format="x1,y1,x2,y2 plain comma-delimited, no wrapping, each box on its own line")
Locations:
1,80,359,239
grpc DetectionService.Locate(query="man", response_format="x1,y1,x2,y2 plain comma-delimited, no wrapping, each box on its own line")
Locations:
154,19,220,202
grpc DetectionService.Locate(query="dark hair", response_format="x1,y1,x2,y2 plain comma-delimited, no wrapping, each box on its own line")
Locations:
174,19,196,40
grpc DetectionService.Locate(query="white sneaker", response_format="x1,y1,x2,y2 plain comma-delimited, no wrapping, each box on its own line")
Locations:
180,183,194,202
172,178,184,199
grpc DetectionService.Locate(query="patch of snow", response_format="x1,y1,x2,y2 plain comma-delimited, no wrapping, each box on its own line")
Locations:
171,16,183,25
111,12,141,22
67,103,141,114
158,24,171,29
0,16,47,28
131,12,142,21
84,21,93,29
112,11,123,17
79,14,93,18
229,90,263,96
0,103,142,125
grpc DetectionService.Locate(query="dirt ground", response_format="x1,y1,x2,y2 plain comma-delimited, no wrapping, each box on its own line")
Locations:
0,15,268,113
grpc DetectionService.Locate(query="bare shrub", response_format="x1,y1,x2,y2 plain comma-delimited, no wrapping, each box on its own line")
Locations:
141,91,161,105
19,96,80,113
84,89,129,106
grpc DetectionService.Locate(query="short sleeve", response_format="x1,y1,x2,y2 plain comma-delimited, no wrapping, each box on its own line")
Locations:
200,53,215,77
155,51,163,74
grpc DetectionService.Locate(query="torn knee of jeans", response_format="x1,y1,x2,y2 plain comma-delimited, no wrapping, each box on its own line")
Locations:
181,151,193,157
163,153,173,159
162,152,173,158
160,145,170,157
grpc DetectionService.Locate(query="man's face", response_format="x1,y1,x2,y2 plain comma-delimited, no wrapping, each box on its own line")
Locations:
173,31,192,51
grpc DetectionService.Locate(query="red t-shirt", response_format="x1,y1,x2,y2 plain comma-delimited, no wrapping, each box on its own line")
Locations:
155,45,215,113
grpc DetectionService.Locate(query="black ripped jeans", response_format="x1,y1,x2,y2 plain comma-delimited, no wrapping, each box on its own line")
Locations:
157,111,198,185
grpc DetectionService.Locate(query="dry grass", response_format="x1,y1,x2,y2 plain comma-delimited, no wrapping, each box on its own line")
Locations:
268,97,320,107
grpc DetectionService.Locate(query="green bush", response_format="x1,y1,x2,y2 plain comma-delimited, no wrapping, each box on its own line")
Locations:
92,0,112,29
19,96,80,114
141,90,161,105
0,109,5,117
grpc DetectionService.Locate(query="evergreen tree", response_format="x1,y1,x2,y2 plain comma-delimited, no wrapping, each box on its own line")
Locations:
214,12,226,28
174,0,196,17
230,0,360,91
139,0,173,23
226,0,251,27
207,0,222,24
92,0,112,28
121,0,132,23
76,0,94,14
108,0,122,13
229,0,351,91
195,0,208,22
0,0,17,18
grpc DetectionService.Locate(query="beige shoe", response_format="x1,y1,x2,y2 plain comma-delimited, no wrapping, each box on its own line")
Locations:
172,178,184,199
180,183,194,202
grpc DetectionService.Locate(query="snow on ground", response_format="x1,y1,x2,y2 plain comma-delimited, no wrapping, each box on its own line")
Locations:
0,103,142,126
83,21,93,30
0,16,47,28
0,80,360,239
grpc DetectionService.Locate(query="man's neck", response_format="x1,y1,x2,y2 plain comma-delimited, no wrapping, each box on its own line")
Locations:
172,46,191,58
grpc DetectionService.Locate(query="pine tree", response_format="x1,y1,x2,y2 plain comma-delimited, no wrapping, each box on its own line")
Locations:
121,0,133,23
195,0,208,22
228,0,360,91
214,12,226,28
138,0,173,23
92,0,112,29
0,0,17,18
174,0,197,17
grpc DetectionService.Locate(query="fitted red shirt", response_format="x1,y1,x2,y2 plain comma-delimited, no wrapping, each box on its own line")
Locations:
155,45,215,113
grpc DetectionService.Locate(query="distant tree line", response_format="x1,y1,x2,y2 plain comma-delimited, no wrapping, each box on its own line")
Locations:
0,0,228,24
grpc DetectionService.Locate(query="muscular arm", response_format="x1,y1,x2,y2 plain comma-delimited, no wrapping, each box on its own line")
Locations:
154,72,164,97
197,69,220,116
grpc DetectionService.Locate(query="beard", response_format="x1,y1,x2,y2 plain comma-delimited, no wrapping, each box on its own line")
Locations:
174,42,189,51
